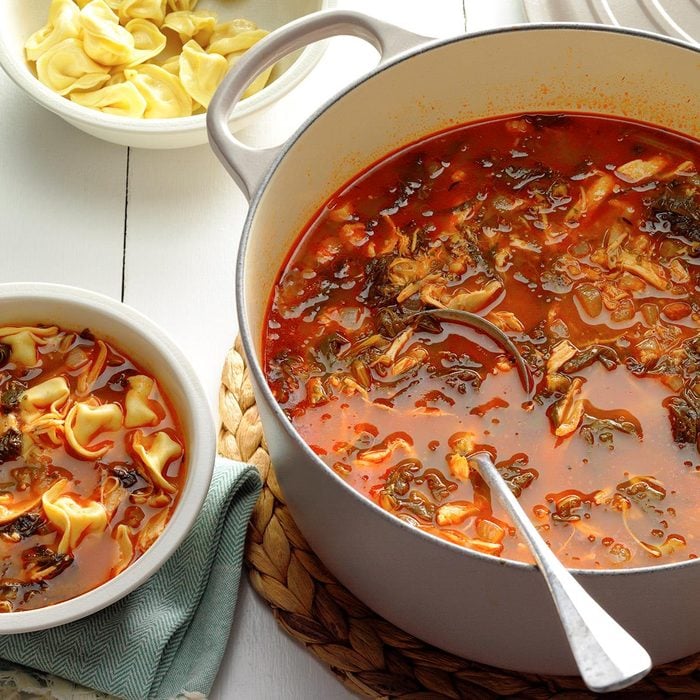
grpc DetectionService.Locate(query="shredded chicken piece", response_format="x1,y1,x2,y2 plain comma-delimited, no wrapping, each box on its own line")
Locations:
328,374,369,399
615,155,667,183
587,173,616,206
590,219,630,269
494,246,511,269
619,250,668,290
600,281,630,311
664,160,696,179
0,413,19,436
551,377,585,437
447,453,470,480
391,346,429,376
356,435,412,464
338,223,368,248
510,238,541,254
371,328,413,367
446,279,502,313
396,273,443,304
306,377,329,406
546,340,578,374
420,283,447,308
487,311,525,333
388,257,432,287
436,502,479,526
565,174,615,222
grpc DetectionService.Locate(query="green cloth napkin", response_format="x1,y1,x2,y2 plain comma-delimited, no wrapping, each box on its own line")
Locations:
0,457,261,700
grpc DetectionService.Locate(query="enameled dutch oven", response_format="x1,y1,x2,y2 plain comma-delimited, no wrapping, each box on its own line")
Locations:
207,10,700,675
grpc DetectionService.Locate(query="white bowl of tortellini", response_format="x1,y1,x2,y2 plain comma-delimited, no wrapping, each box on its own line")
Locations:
0,0,331,148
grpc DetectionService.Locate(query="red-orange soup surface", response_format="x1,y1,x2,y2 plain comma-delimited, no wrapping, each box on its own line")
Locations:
263,113,700,569
0,325,185,610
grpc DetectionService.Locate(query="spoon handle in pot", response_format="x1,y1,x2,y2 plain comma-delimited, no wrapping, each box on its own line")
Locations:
469,452,652,694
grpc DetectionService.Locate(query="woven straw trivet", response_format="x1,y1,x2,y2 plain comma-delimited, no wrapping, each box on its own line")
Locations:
218,337,700,698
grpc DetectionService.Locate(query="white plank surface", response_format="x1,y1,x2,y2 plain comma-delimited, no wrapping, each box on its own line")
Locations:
0,73,127,297
0,2,526,698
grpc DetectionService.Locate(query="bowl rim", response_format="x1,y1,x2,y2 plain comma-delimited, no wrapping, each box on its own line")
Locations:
0,282,215,633
236,21,700,580
0,0,335,135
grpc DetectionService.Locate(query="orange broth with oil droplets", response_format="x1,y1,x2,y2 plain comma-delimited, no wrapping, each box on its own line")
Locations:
263,113,700,569
0,327,185,610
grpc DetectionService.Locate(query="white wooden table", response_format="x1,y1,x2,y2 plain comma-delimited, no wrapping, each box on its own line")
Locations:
0,2,527,697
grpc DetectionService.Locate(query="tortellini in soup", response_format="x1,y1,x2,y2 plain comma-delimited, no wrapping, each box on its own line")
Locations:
25,0,272,118
0,325,186,611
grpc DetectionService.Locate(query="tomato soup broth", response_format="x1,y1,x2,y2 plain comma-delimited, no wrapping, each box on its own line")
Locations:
0,326,185,610
263,114,700,569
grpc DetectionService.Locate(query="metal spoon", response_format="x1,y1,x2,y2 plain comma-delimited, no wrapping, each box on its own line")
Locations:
410,307,535,394
469,452,652,693
412,308,652,691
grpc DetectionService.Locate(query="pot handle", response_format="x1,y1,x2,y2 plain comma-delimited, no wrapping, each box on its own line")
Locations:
207,10,431,200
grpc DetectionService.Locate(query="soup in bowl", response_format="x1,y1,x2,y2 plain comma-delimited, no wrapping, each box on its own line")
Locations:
0,283,214,632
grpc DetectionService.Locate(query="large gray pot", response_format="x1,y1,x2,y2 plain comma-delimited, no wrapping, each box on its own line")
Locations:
208,11,700,675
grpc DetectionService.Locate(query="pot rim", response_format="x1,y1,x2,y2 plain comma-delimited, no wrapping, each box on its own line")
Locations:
236,21,700,578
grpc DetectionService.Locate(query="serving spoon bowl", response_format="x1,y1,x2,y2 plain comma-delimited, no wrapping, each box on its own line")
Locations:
411,307,535,394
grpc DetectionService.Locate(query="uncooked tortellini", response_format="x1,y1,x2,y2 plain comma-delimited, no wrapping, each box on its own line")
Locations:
118,0,167,26
25,0,271,118
71,81,147,117
36,38,110,96
125,18,167,65
167,0,199,11
25,0,81,62
179,40,227,108
162,10,216,45
81,0,137,66
125,64,192,117
207,20,267,56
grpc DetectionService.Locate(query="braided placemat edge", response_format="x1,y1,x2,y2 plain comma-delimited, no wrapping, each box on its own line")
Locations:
218,338,700,699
